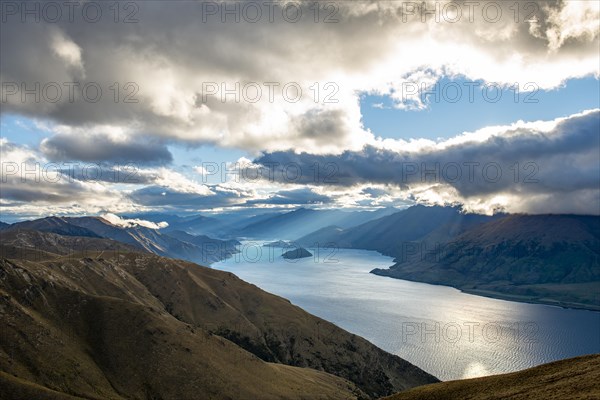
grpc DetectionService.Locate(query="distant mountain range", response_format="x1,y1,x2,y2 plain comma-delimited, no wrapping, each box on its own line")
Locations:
2,216,238,264
297,205,500,254
4,205,599,310
238,207,398,239
121,207,397,240
298,205,600,310
0,229,436,399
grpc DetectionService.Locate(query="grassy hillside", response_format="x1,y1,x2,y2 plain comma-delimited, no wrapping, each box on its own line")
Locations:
373,214,600,310
0,230,436,399
5,216,238,264
382,354,600,400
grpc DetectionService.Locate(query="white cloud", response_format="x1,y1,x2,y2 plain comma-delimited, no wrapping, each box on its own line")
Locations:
50,28,84,72
0,1,597,154
152,168,214,195
1,1,598,217
101,213,168,230
255,110,600,215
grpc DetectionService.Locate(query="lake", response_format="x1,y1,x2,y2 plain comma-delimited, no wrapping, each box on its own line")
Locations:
212,242,600,381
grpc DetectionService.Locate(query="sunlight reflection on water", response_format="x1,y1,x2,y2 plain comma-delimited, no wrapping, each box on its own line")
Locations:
213,242,600,380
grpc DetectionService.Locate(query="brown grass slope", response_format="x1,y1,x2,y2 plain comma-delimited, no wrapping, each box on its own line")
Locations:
373,214,600,310
0,231,436,399
382,354,600,400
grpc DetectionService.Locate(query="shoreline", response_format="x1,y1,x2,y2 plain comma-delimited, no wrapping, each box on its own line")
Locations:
460,288,600,312
371,269,600,312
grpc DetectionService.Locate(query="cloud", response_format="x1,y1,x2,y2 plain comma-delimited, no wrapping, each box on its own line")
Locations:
49,28,84,72
40,126,172,165
1,2,599,217
128,185,243,209
255,110,600,215
0,139,149,218
1,1,598,155
101,213,168,230
246,188,334,206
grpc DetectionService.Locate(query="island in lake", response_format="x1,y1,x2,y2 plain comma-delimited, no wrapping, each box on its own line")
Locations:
282,247,313,259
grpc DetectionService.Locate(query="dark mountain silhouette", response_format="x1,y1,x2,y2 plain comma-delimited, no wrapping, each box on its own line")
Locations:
0,230,437,399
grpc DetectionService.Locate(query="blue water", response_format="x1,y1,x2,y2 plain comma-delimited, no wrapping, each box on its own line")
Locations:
213,242,600,381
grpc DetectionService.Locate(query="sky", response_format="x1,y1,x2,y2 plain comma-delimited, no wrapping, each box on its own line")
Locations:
1,0,599,221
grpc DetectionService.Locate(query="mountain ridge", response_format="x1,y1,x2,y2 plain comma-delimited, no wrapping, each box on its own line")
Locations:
4,216,238,265
0,229,438,399
371,212,600,310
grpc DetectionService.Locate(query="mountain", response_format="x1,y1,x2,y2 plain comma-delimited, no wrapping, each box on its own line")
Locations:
373,214,600,310
132,208,397,240
3,216,101,238
128,212,237,238
137,211,289,239
0,230,437,399
296,205,600,309
5,216,237,264
297,205,496,256
0,229,140,261
297,225,351,247
383,354,600,400
163,214,232,237
71,216,239,264
166,229,240,248
0,221,10,230
240,207,398,239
